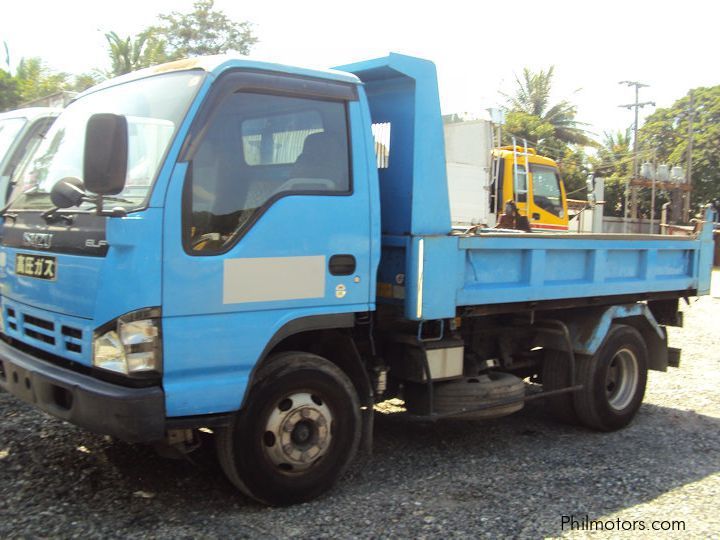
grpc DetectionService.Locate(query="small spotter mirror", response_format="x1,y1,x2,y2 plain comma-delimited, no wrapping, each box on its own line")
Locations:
50,177,86,209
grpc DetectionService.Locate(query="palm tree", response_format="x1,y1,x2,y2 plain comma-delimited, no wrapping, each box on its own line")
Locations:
504,67,595,147
594,128,633,176
105,31,168,77
588,128,637,217
105,32,148,76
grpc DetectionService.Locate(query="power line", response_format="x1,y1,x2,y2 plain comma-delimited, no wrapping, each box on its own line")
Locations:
618,80,655,228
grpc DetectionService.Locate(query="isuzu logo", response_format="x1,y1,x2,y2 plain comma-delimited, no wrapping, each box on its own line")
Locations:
23,232,53,249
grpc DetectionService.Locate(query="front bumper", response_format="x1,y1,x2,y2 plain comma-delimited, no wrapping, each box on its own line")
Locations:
0,338,165,443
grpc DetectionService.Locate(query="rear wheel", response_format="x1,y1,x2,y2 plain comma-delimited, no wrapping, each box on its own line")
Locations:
574,325,648,431
542,349,579,424
216,352,361,505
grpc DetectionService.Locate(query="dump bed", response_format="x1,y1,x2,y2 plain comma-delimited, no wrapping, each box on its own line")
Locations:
378,222,715,320
338,54,716,321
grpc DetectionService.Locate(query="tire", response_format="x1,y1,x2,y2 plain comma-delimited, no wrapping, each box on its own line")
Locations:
573,324,648,431
216,352,361,505
542,349,579,424
433,372,525,419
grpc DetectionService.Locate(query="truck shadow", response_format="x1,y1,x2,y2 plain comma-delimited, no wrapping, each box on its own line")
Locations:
366,400,720,536
3,397,718,537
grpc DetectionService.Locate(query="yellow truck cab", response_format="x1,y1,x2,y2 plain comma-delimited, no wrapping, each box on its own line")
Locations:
444,121,568,232
493,146,568,231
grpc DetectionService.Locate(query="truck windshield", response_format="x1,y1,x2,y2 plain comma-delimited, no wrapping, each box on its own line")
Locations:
0,117,27,162
8,71,205,211
530,164,563,216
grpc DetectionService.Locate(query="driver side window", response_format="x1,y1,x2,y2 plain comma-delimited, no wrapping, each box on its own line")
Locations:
185,92,350,255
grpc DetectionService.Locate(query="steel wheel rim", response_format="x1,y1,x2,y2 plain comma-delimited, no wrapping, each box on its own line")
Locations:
262,392,333,474
605,347,639,410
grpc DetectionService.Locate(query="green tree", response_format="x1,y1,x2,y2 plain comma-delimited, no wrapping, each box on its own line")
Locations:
502,111,556,153
14,57,69,103
557,146,591,200
0,68,20,110
640,86,720,212
104,31,168,77
151,0,257,59
503,67,595,147
590,129,634,217
70,72,101,93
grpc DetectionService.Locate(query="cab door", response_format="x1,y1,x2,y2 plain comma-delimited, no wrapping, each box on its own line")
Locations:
160,71,374,417
528,164,568,231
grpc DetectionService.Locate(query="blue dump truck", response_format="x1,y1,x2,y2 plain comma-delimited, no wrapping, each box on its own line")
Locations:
0,54,715,505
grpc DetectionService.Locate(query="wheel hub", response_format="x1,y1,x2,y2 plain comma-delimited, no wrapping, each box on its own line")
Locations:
263,392,332,473
605,347,639,411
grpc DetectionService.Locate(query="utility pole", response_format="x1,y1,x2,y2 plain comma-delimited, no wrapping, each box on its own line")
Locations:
619,81,655,231
683,91,695,222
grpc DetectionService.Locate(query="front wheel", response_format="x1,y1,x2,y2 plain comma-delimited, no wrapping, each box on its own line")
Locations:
574,324,648,431
216,352,361,505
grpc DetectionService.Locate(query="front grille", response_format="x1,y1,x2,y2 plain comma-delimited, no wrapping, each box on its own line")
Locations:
3,306,85,356
24,314,54,331
25,327,55,344
22,313,56,345
7,308,17,331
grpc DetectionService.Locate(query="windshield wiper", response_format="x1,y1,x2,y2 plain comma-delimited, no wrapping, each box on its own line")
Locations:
0,185,41,220
41,208,75,224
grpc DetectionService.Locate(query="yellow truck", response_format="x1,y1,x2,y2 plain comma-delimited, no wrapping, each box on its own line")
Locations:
444,120,568,231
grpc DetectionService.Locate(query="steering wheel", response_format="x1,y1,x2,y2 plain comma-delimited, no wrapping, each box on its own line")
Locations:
191,232,222,250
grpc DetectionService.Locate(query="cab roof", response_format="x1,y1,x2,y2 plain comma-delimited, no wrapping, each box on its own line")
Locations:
493,147,559,168
78,55,361,100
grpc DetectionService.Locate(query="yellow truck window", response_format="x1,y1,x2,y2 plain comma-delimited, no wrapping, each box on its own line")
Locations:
530,165,562,216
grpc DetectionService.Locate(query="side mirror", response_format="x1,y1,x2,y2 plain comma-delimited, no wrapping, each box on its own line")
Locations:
84,113,128,195
50,177,86,209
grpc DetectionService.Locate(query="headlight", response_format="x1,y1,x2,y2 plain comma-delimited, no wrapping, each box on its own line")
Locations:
93,308,162,377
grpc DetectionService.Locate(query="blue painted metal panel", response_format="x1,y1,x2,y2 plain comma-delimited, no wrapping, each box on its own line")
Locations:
0,210,163,365
0,210,161,326
160,96,375,417
336,53,451,236
456,235,701,307
353,92,382,306
569,304,664,355
0,246,103,319
95,209,164,325
696,206,716,295
396,219,713,320
0,296,94,365
544,250,589,283
163,303,368,415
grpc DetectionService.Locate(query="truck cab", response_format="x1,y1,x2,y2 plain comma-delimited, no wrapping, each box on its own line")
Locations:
493,145,568,231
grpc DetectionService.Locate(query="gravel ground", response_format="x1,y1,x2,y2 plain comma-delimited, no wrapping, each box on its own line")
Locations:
1,272,719,539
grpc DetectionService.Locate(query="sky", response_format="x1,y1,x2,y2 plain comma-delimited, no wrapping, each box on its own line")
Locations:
2,0,719,143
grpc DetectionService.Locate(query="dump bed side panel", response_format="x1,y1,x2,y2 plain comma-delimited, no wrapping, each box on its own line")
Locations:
455,234,700,308
386,209,715,321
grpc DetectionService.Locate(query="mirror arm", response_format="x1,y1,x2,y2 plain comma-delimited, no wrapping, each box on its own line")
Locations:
92,196,126,217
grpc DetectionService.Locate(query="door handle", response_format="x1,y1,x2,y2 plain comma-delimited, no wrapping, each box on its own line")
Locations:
329,254,356,276
532,213,540,220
